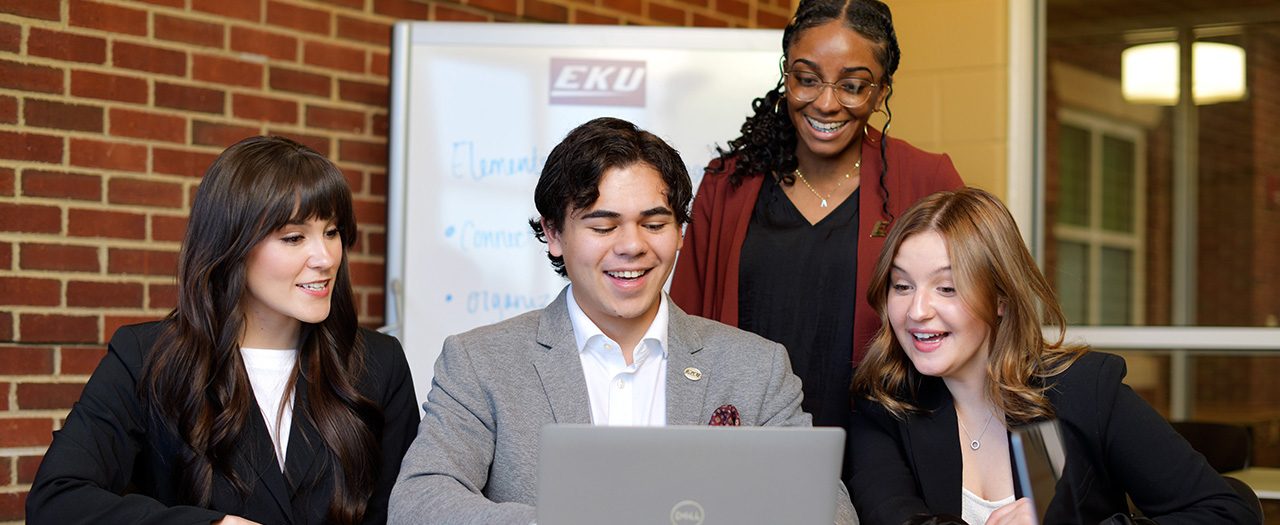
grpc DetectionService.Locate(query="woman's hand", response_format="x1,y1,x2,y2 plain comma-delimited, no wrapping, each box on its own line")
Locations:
986,497,1036,525
214,516,263,525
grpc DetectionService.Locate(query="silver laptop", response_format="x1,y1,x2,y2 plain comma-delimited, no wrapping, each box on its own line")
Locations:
537,424,845,525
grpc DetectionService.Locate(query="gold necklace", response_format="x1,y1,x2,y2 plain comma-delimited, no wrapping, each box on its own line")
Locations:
793,157,861,208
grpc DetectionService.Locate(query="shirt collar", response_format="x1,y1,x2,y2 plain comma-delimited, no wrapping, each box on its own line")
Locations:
566,284,669,360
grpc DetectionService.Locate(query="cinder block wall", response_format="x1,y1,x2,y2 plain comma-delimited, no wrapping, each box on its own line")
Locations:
888,0,1009,195
0,0,1007,521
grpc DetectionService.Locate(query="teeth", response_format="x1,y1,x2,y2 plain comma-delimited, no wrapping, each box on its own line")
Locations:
608,270,646,279
806,116,847,133
912,332,944,342
299,282,327,291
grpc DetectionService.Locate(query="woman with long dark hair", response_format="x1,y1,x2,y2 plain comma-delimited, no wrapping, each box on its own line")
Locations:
670,0,963,436
848,188,1258,524
27,136,419,524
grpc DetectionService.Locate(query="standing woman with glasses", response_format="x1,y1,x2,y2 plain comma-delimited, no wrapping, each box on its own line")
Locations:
671,0,963,443
27,136,419,525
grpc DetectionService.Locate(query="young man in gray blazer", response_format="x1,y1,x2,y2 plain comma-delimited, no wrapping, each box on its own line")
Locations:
389,117,856,524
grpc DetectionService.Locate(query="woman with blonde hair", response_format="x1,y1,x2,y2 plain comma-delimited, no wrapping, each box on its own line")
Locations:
28,136,419,524
847,188,1258,525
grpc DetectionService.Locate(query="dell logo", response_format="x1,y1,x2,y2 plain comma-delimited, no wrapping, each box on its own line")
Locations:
549,58,646,107
670,500,705,525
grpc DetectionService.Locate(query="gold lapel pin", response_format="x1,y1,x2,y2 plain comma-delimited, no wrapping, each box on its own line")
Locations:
683,367,702,381
871,220,891,238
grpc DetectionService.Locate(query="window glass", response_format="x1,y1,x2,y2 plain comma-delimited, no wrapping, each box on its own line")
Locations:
1101,135,1135,233
1057,124,1091,227
1099,247,1133,325
1056,240,1089,324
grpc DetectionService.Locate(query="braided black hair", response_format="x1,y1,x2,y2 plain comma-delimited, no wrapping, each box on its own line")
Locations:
716,0,900,220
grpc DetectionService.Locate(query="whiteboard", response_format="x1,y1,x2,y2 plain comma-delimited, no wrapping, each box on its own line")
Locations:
386,22,781,409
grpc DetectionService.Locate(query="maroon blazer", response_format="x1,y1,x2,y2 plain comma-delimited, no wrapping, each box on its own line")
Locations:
670,128,963,364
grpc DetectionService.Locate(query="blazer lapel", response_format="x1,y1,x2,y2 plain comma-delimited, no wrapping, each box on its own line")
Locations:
240,401,296,523
664,305,708,426
531,290,592,424
283,376,325,500
906,378,964,515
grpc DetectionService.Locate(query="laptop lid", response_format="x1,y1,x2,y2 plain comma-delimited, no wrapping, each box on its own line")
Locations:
1010,420,1068,525
537,425,845,525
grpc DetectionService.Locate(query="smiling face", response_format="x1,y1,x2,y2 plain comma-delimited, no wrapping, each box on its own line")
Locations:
887,231,993,385
786,20,886,166
545,162,683,344
241,217,342,348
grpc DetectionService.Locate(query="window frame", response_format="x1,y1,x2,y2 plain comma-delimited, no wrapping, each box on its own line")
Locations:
1054,109,1147,326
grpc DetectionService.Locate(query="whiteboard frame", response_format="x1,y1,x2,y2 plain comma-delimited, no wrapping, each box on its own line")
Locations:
385,22,782,408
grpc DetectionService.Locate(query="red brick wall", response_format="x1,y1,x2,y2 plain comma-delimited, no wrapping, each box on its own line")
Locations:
0,0,789,520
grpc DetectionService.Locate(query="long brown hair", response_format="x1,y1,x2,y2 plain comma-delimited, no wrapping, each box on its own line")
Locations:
853,188,1086,424
141,136,381,523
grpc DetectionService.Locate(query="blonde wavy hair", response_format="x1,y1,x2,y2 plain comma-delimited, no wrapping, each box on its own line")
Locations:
853,187,1086,423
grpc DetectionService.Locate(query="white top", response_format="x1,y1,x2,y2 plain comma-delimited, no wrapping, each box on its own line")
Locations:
961,487,1015,525
566,285,669,427
240,347,298,471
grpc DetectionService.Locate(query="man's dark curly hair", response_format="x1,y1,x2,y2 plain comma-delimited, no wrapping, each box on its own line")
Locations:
717,0,900,220
528,117,694,277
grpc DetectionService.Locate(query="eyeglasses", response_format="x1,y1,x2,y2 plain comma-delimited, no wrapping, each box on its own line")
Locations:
784,71,878,108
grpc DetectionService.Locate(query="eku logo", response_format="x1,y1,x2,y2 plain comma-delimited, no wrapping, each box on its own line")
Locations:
549,58,646,107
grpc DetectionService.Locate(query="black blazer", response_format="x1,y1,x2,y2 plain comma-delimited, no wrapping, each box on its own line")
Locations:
847,352,1260,525
26,322,420,525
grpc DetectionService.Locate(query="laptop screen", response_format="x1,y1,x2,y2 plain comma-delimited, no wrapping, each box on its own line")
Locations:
1010,419,1068,525
537,425,845,525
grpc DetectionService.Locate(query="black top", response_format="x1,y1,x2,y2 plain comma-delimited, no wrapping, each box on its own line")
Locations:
738,180,859,431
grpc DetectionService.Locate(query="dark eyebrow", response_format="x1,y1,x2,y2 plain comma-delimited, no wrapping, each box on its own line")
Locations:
577,207,672,220
790,59,875,79
578,209,621,220
640,206,674,218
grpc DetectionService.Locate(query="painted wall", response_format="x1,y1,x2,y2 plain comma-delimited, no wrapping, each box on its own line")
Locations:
889,0,1009,195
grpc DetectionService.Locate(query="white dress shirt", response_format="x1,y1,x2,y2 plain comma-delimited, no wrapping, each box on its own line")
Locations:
566,285,668,427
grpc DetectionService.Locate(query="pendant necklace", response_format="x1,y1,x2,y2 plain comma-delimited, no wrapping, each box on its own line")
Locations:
956,407,997,451
793,157,861,208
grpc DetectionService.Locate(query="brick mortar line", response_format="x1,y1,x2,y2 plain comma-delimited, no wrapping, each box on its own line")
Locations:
0,13,71,33
0,279,177,290
170,115,391,141
0,408,70,418
0,125,195,153
1,225,386,242
0,236,183,251
0,447,49,456
0,306,171,315
0,194,200,213
137,4,416,51
2,250,163,267
3,47,396,87
0,277,387,293
0,274,179,286
0,378,91,384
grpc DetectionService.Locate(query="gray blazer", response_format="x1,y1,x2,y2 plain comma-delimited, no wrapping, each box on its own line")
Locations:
389,288,856,524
